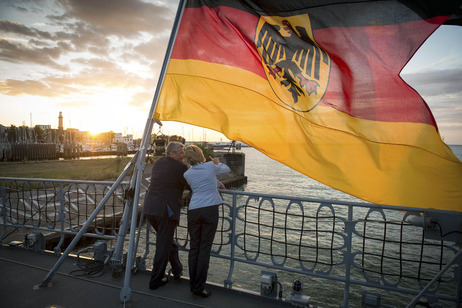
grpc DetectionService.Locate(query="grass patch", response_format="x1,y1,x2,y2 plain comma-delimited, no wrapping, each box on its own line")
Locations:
0,157,135,181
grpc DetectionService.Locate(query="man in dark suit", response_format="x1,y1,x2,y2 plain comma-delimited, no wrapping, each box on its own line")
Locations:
144,141,189,289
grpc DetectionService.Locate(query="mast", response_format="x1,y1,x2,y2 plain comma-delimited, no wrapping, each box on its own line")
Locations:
118,0,188,302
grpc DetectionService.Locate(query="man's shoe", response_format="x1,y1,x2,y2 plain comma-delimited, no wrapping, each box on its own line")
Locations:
149,277,168,290
192,289,211,298
174,273,182,281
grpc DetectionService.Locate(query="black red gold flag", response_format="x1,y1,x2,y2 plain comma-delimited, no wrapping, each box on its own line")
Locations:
155,0,462,212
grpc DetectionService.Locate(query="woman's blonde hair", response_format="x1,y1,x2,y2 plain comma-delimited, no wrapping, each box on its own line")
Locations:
185,144,205,165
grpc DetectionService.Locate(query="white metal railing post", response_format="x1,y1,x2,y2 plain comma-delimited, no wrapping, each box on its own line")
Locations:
53,182,66,254
224,192,238,288
341,205,354,308
406,248,462,308
0,179,7,245
457,253,462,308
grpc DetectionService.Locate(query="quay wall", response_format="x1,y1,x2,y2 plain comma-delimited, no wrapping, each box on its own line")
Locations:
0,143,57,162
0,142,139,161
214,151,247,187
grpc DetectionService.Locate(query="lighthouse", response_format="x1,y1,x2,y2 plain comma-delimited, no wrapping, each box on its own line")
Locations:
58,111,63,132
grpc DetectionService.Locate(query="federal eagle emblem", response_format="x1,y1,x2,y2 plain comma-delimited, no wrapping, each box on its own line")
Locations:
255,15,330,112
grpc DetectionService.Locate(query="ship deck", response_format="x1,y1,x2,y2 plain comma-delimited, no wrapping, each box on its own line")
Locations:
0,245,290,308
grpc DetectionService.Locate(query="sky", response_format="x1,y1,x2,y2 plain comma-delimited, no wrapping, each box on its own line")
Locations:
0,0,461,144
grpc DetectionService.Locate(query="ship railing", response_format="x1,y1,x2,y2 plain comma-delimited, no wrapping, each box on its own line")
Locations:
1,177,461,307
178,190,460,307
0,177,132,252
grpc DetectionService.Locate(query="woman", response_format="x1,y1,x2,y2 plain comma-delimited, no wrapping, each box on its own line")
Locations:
183,145,230,298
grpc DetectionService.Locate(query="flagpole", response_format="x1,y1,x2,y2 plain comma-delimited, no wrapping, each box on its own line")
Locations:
119,0,187,303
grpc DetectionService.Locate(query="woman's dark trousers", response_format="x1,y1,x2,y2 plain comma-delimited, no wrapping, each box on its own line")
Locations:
187,205,219,294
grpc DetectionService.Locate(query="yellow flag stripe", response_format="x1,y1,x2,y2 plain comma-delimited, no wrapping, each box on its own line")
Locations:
156,59,462,212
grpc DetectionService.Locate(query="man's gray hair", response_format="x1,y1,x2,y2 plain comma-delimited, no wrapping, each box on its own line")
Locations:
166,141,184,156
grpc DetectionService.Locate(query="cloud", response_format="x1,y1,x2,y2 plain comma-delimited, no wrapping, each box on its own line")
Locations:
0,56,152,97
0,38,67,69
0,20,53,39
53,0,175,37
129,90,153,108
0,78,78,97
0,0,176,101
401,67,462,143
401,67,462,97
135,32,171,64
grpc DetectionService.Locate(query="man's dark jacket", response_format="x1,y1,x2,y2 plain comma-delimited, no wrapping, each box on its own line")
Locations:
143,156,189,222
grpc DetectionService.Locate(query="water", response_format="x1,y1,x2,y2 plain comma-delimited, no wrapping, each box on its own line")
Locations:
139,145,462,307
450,144,462,161
207,145,462,307
241,146,361,202
241,144,462,202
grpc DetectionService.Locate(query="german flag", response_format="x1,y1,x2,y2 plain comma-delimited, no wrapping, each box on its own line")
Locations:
155,0,462,212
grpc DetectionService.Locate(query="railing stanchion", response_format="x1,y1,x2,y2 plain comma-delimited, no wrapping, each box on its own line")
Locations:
406,248,462,308
341,205,354,308
0,179,7,245
54,182,66,254
224,192,238,288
